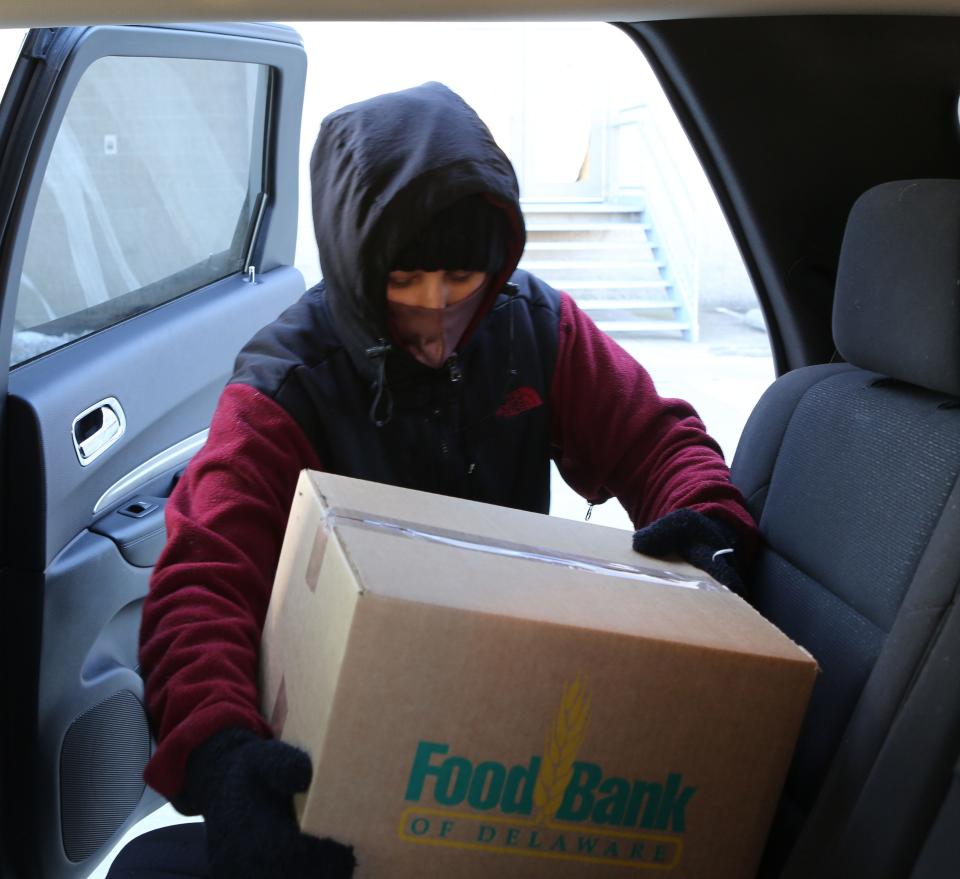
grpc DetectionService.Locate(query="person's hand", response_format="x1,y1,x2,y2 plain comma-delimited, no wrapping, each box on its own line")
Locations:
632,508,747,595
183,727,356,879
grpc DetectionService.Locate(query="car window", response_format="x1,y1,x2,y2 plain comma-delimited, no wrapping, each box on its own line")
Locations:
287,22,772,530
10,55,269,366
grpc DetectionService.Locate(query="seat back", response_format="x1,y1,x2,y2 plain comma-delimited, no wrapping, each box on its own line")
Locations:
731,180,960,879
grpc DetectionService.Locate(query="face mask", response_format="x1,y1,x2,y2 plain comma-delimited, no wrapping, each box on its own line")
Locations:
387,283,487,368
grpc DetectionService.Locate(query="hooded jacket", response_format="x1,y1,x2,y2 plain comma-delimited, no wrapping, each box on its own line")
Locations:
139,83,758,803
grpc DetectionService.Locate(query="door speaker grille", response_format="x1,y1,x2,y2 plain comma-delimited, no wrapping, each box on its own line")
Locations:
60,689,150,862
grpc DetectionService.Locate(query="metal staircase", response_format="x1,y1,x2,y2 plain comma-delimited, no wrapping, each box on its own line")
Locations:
519,204,695,340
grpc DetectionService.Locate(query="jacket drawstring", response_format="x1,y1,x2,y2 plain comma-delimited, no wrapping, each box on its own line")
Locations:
504,283,520,393
368,284,518,430
366,340,395,427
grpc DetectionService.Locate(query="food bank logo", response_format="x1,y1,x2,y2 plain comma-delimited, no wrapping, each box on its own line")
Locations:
397,677,694,870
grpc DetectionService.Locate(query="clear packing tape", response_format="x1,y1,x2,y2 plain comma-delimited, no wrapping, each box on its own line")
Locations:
325,508,723,592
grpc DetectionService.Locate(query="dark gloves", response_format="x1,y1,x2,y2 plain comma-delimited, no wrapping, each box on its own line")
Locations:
632,508,747,595
182,727,356,879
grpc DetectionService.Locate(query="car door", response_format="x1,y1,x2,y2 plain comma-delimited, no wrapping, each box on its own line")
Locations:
0,22,306,879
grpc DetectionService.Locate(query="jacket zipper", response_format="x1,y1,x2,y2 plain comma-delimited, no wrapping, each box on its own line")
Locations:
441,355,466,484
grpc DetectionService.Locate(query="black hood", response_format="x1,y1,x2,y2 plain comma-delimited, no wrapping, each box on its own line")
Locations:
310,82,526,381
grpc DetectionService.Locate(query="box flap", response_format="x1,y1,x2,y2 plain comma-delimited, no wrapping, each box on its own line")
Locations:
308,471,702,578
305,472,813,666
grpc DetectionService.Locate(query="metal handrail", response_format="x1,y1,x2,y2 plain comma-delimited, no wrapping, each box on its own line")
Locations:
607,102,701,340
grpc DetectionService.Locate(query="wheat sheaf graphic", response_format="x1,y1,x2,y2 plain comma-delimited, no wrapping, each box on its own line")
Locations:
533,675,592,824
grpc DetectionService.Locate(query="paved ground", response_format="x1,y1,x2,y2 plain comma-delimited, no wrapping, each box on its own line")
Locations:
87,307,774,877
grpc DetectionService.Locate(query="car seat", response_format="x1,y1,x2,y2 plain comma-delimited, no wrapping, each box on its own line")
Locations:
731,179,960,879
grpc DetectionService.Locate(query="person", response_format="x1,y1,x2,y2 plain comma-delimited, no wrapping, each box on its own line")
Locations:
112,82,758,879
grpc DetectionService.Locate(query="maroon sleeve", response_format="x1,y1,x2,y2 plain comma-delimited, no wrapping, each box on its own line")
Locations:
139,382,321,801
550,292,758,553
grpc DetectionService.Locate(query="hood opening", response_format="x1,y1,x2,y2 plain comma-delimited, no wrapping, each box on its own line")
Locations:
310,82,526,384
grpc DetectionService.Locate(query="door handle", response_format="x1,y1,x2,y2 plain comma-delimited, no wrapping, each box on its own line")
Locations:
72,397,126,466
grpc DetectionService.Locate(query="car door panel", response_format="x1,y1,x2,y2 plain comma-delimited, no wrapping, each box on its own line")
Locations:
38,532,157,867
8,265,306,568
0,23,307,879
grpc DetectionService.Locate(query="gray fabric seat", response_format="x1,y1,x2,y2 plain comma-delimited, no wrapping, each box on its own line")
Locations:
731,180,960,879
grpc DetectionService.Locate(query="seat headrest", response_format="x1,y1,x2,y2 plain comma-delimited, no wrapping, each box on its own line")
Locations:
834,179,960,398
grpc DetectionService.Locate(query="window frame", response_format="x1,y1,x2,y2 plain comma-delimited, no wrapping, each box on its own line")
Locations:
0,25,300,372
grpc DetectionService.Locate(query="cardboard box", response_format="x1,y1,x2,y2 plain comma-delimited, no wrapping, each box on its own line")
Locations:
260,472,816,878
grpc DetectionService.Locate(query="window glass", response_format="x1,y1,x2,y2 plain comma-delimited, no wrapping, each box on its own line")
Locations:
11,56,268,366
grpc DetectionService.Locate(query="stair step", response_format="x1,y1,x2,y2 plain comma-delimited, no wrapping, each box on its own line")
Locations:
523,241,652,252
556,279,669,291
596,319,691,334
527,222,652,233
519,259,662,271
522,203,644,213
576,299,681,311
522,212,644,225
